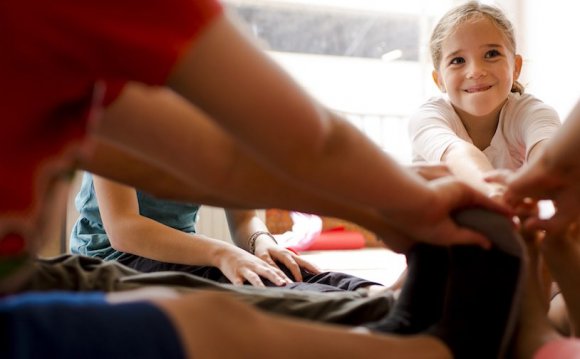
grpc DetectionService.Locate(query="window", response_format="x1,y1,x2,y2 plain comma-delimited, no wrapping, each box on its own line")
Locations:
224,0,456,163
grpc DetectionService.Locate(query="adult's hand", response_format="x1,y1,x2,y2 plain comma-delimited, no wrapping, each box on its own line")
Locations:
383,176,512,249
506,155,580,235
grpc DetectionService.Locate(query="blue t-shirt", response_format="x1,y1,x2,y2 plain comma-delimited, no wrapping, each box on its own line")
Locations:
70,172,201,260
1,291,184,359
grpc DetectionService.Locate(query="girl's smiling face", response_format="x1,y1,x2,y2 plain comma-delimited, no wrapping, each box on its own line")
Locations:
433,16,522,122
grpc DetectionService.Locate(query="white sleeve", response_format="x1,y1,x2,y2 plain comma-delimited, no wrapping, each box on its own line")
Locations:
504,94,561,159
408,98,466,163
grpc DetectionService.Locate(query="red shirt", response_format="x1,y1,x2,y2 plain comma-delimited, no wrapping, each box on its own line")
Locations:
0,0,222,253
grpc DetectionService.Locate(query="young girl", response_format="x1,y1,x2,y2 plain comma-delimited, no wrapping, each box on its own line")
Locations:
409,1,561,199
409,0,566,342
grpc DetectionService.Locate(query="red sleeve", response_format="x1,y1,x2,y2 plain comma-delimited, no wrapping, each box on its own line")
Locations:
40,0,224,86
0,0,222,213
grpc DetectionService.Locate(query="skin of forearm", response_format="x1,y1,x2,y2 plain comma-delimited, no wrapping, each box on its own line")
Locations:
539,100,580,171
225,209,270,251
542,240,580,335
85,132,405,240
93,85,426,246
166,16,436,219
443,142,502,196
85,135,410,251
104,213,237,267
80,138,249,208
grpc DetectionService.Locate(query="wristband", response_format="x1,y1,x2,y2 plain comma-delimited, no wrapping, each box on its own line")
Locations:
248,231,277,254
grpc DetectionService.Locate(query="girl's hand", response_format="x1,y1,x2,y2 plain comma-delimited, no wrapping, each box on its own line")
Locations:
214,245,292,287
483,169,511,203
407,163,452,181
253,236,321,282
484,168,514,186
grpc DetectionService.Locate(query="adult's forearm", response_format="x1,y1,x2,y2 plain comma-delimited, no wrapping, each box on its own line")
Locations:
166,15,435,220
540,100,580,171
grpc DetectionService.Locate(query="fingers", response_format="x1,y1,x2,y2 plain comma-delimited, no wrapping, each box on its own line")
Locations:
483,169,513,186
468,186,512,217
280,256,302,282
231,265,291,287
225,257,293,287
409,163,452,181
294,256,322,275
259,247,324,282
257,264,292,286
266,250,303,282
431,177,511,217
447,180,511,217
524,213,574,239
504,165,553,206
444,225,492,249
235,269,265,287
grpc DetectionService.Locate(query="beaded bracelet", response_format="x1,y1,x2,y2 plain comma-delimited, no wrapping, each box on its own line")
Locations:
248,231,278,254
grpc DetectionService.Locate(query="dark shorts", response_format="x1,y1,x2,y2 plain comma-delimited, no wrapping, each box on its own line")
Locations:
117,253,381,292
1,291,184,359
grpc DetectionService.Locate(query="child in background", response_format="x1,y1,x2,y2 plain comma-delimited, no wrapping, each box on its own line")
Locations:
409,1,560,199
71,172,386,293
409,0,564,338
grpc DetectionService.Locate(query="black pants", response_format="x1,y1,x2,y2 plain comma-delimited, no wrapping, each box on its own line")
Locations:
117,253,381,292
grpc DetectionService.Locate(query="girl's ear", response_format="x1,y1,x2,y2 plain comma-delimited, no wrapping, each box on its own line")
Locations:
432,70,446,93
513,54,523,80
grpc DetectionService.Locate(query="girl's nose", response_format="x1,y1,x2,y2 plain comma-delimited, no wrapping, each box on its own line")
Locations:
466,62,487,79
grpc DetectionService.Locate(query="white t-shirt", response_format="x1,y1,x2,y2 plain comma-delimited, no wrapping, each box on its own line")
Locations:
409,93,561,170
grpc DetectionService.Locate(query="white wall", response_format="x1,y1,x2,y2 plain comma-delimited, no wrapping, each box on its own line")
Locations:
520,1,580,119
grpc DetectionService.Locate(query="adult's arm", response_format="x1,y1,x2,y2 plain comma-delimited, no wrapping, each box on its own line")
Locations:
87,84,415,251
507,100,580,233
94,17,507,248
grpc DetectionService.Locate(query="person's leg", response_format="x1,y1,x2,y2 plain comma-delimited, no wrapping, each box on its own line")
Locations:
542,222,580,335
427,208,525,359
514,220,580,359
2,291,185,359
511,228,561,359
363,243,449,334
510,225,580,359
25,254,394,325
154,291,452,359
369,208,524,359
116,254,396,325
117,253,231,283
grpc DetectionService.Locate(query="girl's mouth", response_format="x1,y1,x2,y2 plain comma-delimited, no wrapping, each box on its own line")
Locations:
464,85,492,93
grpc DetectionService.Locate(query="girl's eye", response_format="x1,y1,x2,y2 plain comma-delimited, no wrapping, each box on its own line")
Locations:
485,49,501,58
450,57,465,65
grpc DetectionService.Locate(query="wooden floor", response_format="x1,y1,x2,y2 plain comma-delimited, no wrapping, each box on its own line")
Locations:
300,247,406,287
